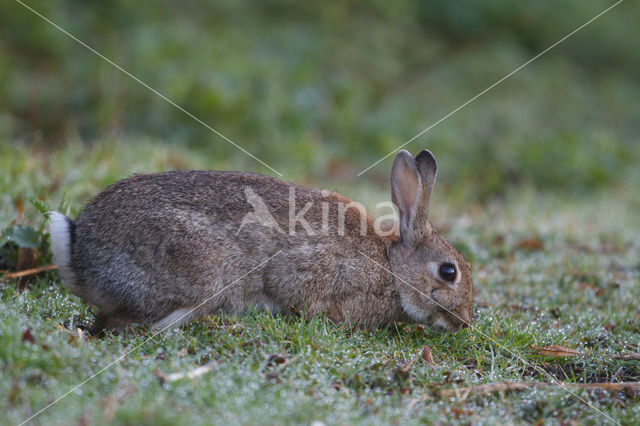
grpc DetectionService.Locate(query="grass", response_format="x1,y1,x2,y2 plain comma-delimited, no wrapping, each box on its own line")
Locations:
1,140,639,425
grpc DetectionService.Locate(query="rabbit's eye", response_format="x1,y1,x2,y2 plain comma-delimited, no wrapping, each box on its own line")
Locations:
438,263,457,282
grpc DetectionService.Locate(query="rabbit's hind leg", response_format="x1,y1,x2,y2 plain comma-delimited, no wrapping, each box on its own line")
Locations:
151,307,197,331
88,311,137,336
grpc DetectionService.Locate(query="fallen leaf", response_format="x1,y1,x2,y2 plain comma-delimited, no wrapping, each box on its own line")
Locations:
509,303,536,312
266,353,287,367
399,355,417,374
423,346,435,366
515,238,544,251
152,370,168,382
399,386,412,395
22,328,36,344
7,379,20,406
15,196,24,221
450,407,473,419
576,282,605,296
531,345,583,357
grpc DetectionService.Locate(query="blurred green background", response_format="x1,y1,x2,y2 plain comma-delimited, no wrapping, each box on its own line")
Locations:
1,0,638,204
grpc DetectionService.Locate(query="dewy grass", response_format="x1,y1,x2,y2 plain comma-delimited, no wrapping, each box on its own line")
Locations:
1,140,639,425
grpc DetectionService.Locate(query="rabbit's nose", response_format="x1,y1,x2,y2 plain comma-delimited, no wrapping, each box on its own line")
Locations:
459,307,473,327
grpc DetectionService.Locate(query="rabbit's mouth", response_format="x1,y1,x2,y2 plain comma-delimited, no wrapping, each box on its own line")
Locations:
429,315,458,332
428,313,469,333
400,294,469,332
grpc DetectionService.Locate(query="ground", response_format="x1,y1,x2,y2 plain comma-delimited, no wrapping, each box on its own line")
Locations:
1,140,638,425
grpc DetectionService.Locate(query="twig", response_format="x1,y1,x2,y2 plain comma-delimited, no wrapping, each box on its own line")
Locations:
440,381,640,400
0,264,58,281
612,353,640,361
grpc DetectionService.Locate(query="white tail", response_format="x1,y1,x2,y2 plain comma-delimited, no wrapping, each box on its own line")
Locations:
48,211,78,288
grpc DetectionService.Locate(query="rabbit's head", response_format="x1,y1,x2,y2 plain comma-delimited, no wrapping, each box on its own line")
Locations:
388,150,473,332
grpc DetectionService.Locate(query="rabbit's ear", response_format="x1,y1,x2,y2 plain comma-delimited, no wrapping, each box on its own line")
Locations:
415,150,437,208
391,150,431,246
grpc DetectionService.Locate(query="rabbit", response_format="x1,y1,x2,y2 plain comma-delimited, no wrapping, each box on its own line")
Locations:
49,149,473,333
